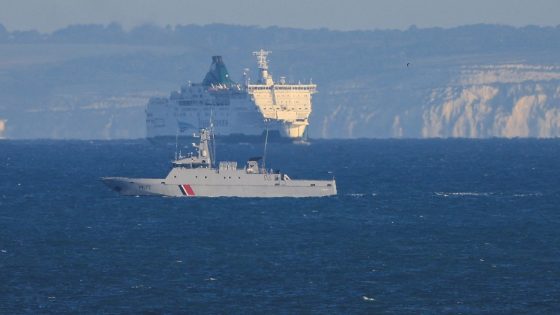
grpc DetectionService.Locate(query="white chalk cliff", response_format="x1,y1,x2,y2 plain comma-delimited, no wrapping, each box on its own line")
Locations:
318,64,560,138
423,65,560,138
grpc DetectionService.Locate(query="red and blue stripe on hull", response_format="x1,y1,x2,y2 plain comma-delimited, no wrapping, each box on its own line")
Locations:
178,184,196,196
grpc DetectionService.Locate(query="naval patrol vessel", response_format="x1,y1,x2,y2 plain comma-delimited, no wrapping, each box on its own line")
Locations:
102,128,336,198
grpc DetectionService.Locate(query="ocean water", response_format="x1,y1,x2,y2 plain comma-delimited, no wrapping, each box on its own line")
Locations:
1,139,559,314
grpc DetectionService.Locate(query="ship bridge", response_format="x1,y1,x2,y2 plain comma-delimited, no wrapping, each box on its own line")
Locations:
247,49,317,138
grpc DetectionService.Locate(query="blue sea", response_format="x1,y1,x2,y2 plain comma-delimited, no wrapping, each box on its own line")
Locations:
1,139,559,314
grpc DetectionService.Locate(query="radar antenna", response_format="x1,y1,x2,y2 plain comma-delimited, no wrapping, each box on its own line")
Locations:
252,49,271,70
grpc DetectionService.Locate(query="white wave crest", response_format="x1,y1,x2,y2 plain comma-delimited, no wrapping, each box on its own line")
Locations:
435,192,493,197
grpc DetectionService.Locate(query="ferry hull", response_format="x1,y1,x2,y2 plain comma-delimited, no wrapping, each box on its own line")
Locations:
146,130,295,146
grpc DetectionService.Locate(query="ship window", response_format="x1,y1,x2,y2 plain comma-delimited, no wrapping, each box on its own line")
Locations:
327,184,332,187
229,176,231,179
238,177,240,179
310,184,316,187
205,176,207,179
195,176,198,178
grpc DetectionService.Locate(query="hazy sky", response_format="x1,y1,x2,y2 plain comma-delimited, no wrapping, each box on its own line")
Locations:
1,0,559,32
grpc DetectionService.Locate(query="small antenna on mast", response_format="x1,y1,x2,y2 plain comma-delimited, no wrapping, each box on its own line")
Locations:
262,119,269,171
175,126,179,161
210,108,216,167
243,68,250,86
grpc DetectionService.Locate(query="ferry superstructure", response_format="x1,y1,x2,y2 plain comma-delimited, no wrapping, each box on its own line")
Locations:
146,50,316,141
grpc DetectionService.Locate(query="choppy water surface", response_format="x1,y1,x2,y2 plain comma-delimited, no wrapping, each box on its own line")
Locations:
1,139,559,314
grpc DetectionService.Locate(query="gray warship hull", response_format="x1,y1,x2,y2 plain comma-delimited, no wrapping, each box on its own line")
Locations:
103,128,336,198
102,176,336,198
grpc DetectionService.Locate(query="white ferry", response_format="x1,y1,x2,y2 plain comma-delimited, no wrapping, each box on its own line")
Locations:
146,50,316,141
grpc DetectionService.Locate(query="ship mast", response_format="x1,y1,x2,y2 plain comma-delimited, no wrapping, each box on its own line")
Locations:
262,119,269,172
210,108,216,168
252,49,274,85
